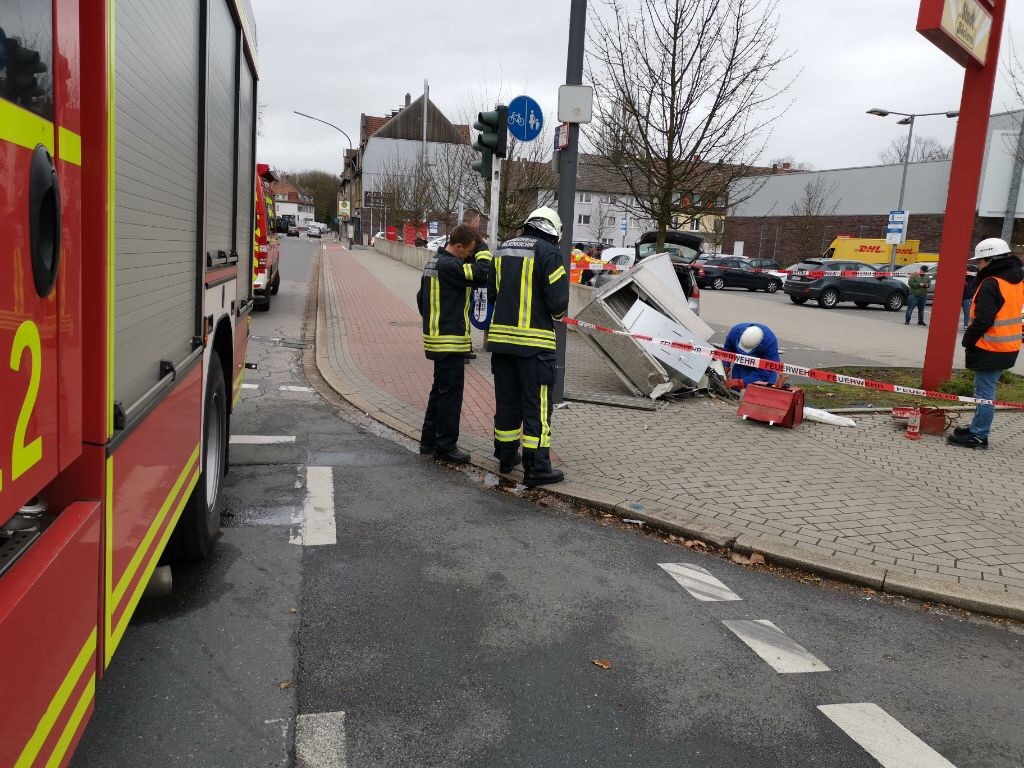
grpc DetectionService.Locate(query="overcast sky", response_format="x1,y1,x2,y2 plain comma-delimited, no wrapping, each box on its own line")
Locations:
253,0,1024,176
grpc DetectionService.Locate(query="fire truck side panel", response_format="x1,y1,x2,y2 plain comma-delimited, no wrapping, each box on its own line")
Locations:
112,0,201,413
0,501,101,768
104,364,202,665
236,54,257,308
0,4,73,527
55,0,84,475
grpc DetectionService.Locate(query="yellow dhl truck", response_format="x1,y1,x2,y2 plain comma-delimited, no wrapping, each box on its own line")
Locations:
822,238,939,265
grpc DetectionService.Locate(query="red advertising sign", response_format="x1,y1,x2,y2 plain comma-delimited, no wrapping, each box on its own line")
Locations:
917,0,994,67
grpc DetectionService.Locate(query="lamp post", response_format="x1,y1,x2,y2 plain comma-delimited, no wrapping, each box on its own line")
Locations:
294,110,354,246
866,108,958,269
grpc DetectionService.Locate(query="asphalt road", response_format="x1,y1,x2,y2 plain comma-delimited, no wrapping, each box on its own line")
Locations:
74,237,1024,767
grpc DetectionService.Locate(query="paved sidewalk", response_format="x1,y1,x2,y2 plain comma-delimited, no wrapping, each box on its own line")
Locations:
316,243,1024,620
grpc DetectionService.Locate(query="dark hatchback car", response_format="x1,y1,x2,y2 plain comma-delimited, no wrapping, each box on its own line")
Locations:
784,258,909,311
695,257,783,293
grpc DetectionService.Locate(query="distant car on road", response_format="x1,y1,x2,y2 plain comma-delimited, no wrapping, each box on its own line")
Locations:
784,258,909,310
287,223,299,237
696,257,783,293
307,223,322,238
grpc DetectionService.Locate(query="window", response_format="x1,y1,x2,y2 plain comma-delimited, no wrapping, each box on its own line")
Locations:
630,218,641,229
577,214,591,225
579,192,592,203
0,6,54,119
689,217,703,232
601,238,613,245
606,216,616,225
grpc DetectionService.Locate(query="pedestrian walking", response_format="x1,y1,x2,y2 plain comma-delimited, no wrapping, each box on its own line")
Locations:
961,268,977,331
722,323,781,390
487,207,570,486
948,238,1024,450
416,225,493,463
905,265,930,326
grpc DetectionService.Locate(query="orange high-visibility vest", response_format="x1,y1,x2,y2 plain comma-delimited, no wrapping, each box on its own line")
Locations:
569,250,599,284
972,277,1024,353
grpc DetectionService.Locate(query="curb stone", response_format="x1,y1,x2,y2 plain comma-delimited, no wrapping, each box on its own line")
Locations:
312,254,1024,625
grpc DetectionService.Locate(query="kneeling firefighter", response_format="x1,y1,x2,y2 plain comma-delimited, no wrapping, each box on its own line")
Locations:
487,207,570,486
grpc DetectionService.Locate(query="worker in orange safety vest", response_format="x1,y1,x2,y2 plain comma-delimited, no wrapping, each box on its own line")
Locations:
570,242,604,284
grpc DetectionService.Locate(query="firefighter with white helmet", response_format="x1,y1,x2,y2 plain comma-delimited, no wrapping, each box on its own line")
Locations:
486,206,570,486
722,322,781,390
948,237,1024,449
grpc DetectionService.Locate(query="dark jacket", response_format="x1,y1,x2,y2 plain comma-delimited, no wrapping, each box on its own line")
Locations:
486,233,570,357
962,274,977,302
416,247,492,360
962,257,1024,370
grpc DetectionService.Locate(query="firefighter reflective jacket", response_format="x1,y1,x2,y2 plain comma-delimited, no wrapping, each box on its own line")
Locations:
416,247,492,359
964,257,1024,370
487,234,569,356
569,249,602,284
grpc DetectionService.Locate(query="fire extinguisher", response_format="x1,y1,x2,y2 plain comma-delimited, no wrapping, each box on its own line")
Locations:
905,407,921,441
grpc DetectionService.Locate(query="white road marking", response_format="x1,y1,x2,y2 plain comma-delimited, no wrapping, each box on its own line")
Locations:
241,383,259,390
723,619,830,673
295,710,347,768
818,704,957,768
229,435,296,445
658,562,742,602
293,466,336,546
280,385,314,392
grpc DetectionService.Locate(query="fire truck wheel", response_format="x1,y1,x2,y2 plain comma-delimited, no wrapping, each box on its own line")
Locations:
168,352,227,560
270,270,281,295
256,290,271,312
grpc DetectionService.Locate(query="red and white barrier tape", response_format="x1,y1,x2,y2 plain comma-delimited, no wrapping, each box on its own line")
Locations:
562,317,1024,410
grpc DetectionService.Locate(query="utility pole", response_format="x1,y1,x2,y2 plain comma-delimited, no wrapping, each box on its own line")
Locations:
553,0,587,404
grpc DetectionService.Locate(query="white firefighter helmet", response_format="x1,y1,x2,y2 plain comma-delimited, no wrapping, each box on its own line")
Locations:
524,206,563,239
971,237,1012,261
738,324,764,353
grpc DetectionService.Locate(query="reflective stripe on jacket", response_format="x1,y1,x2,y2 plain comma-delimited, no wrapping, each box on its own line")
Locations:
416,248,492,359
487,235,569,356
972,277,1024,353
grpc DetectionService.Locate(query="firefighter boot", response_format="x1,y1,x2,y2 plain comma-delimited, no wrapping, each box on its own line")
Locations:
499,451,523,474
523,449,564,488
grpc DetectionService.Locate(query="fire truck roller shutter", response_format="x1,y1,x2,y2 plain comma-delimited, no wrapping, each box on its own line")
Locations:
114,0,201,410
235,50,257,307
206,0,238,292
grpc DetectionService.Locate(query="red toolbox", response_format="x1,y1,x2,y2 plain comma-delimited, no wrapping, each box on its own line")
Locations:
737,383,805,428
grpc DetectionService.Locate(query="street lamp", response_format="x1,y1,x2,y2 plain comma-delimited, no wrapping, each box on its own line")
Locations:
867,108,959,268
294,110,354,246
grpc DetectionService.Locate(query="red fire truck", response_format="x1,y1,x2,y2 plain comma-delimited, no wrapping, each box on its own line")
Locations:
254,163,282,311
0,1,259,764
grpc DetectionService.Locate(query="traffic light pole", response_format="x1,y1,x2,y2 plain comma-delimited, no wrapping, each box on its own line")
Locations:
488,158,502,249
553,0,588,404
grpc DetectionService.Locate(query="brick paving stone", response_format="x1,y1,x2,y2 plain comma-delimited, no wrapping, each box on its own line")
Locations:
316,243,1024,602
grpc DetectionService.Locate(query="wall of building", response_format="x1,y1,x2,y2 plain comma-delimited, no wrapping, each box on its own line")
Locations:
723,214,1024,266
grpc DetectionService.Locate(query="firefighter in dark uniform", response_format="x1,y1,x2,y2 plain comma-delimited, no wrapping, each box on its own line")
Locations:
416,225,492,463
487,207,570,486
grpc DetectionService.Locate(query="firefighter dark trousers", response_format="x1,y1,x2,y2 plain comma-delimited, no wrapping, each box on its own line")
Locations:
491,353,555,471
421,356,466,453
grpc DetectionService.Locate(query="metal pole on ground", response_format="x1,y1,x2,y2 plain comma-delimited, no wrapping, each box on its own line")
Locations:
890,116,915,270
554,0,587,404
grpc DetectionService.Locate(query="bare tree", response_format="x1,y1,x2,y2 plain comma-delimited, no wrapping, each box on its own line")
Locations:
426,142,483,230
878,135,952,165
497,131,557,239
789,176,840,262
374,153,432,227
591,195,614,242
586,0,792,251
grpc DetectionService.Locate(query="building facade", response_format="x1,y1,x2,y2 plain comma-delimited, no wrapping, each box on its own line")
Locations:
269,178,315,227
724,111,1024,266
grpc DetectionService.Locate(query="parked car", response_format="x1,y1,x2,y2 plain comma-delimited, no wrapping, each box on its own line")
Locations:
593,231,702,314
307,223,322,238
696,257,784,293
426,235,447,252
287,222,299,237
784,258,909,310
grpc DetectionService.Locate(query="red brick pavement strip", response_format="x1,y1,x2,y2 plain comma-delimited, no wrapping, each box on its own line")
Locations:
323,246,494,439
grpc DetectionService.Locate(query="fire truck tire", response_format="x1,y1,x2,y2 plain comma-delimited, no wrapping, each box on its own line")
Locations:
270,270,281,295
256,290,271,312
168,352,227,561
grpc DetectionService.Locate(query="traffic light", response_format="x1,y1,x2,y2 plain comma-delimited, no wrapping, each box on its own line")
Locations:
4,37,48,105
471,104,508,180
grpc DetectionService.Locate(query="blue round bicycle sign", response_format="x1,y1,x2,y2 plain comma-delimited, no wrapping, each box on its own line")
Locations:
508,95,543,142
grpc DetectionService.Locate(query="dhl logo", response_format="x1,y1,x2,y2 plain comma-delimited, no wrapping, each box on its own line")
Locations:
854,245,915,254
